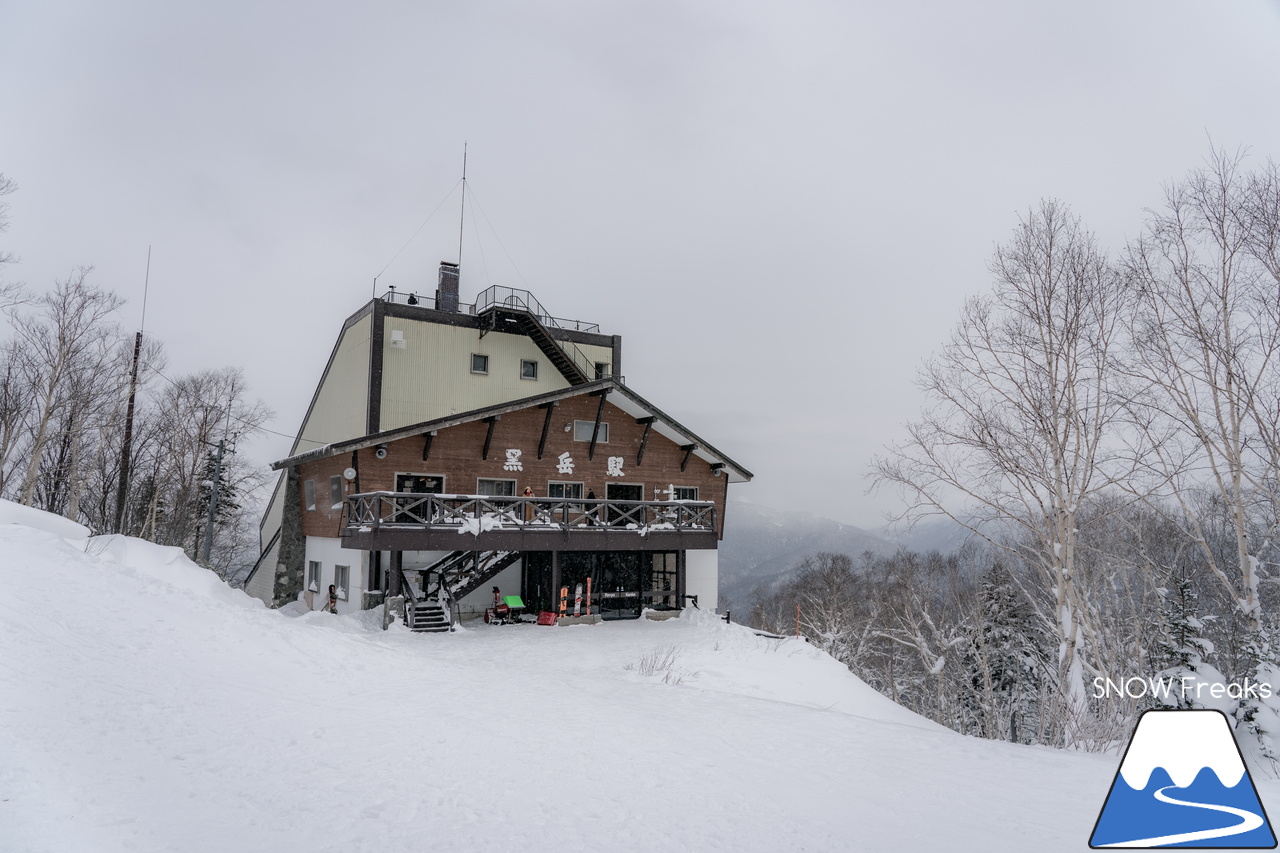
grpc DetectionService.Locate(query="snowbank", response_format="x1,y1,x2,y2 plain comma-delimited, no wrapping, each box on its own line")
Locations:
0,497,89,540
1,510,1256,852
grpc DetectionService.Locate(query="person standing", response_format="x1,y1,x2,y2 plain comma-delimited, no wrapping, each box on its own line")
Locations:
327,584,338,614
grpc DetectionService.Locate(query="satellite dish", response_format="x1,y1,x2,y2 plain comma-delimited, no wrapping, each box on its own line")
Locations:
343,467,357,481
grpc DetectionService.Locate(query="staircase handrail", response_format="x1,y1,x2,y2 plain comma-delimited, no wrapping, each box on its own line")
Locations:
475,285,603,381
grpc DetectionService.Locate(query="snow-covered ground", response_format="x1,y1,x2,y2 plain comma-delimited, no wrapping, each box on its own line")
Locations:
3,505,1274,852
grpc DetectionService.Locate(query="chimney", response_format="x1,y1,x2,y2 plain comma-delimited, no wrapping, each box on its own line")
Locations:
436,262,460,312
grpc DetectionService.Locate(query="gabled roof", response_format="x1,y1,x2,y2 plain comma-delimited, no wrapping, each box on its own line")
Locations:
270,378,753,483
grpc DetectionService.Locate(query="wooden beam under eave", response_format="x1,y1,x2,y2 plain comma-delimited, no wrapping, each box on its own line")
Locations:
680,443,697,472
482,416,499,460
635,416,656,466
588,391,608,461
537,402,557,460
422,431,435,461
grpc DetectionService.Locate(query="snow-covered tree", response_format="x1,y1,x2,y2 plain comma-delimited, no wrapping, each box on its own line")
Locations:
962,563,1047,743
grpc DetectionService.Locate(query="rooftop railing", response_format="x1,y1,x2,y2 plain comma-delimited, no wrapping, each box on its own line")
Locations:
379,285,601,334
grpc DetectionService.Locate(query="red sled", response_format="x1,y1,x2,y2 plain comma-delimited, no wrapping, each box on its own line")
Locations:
536,611,558,626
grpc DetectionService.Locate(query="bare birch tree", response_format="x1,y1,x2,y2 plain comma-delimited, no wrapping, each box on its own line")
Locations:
873,200,1128,748
12,268,124,506
1122,149,1280,638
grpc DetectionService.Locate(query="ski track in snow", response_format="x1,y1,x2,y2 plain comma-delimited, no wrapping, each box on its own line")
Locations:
1099,785,1265,847
2,518,1279,852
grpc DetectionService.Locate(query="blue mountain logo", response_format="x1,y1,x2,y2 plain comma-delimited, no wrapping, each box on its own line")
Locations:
1090,709,1277,848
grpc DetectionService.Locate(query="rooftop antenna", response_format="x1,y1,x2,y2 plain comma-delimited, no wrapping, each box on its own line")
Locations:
457,142,467,266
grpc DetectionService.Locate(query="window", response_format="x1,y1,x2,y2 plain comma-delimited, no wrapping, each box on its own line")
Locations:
307,561,321,592
476,478,516,496
521,359,538,380
673,486,698,501
573,420,608,442
547,481,583,499
395,474,444,494
595,362,610,379
329,475,343,509
334,565,349,600
471,353,489,374
303,479,316,511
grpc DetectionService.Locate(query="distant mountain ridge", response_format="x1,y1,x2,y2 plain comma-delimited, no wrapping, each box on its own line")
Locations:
717,498,895,610
716,499,969,611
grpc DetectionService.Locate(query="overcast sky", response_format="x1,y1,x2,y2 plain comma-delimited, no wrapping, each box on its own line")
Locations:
3,1,1280,531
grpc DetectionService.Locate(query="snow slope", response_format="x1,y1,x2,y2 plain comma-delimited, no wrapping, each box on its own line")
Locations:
3,505,1274,852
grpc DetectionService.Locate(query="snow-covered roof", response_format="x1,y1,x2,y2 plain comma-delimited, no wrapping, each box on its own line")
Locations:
270,378,753,483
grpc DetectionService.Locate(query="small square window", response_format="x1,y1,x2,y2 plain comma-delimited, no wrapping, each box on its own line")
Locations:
673,486,698,501
303,479,316,511
521,359,538,380
595,362,610,379
334,565,350,600
573,420,608,442
471,353,489,374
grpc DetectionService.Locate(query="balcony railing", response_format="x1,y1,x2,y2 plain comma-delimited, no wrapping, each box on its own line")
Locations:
345,492,716,536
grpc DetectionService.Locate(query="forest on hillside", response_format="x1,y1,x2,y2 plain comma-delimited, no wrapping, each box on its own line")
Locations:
0,174,271,580
750,149,1280,763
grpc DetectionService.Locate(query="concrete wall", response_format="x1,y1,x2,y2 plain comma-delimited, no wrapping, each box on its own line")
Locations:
378,317,613,431
685,549,719,612
256,313,372,602
303,536,370,615
299,313,373,448
455,560,524,620
242,539,278,604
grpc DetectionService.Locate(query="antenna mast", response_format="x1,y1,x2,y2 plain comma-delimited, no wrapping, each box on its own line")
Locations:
457,142,467,265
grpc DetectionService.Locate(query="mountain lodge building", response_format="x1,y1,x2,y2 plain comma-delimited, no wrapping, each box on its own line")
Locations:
243,264,751,627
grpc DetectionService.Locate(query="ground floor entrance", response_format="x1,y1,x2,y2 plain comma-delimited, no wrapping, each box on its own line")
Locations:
520,550,683,620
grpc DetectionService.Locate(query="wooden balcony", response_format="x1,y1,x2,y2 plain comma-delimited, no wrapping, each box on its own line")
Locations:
341,492,719,552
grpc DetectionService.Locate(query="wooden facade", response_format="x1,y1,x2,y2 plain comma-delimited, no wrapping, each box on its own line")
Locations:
294,394,731,545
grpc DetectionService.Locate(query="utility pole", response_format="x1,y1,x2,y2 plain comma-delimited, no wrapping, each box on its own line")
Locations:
201,436,233,566
113,330,142,533
114,246,150,534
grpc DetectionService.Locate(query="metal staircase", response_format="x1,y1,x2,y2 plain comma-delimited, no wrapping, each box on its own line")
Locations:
475,286,595,385
398,550,523,632
404,600,451,633
422,549,522,601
